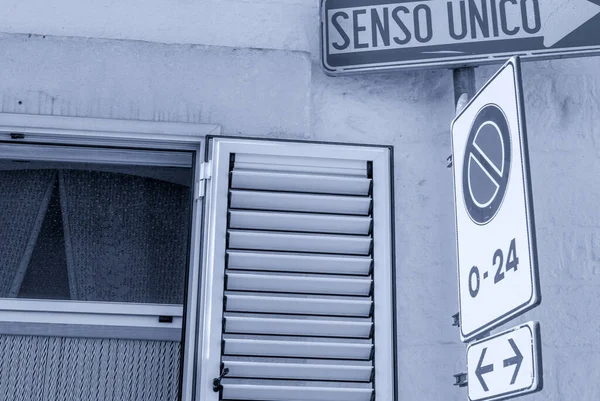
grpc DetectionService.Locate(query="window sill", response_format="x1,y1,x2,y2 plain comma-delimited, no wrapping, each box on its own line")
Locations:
0,298,183,341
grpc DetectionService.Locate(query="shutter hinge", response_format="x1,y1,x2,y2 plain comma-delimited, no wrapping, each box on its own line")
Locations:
212,367,229,392
196,160,212,200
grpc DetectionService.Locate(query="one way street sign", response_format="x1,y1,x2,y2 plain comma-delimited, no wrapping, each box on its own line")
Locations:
321,0,600,74
467,322,542,401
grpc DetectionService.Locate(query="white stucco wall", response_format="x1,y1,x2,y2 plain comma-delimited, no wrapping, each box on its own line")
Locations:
1,1,599,400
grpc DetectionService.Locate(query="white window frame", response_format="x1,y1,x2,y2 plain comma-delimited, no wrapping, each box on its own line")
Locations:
0,112,220,401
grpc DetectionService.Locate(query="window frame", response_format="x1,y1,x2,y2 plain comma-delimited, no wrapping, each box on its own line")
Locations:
0,112,220,401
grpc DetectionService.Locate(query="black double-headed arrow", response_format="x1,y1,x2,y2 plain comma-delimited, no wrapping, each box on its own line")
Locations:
476,338,524,392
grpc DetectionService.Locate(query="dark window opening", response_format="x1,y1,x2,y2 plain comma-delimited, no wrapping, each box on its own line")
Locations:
1,157,193,304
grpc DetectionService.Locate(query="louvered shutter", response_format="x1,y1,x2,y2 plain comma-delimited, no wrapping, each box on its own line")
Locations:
197,138,395,401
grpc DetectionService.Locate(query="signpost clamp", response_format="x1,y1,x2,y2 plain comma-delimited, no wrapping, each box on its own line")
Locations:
452,312,460,327
453,372,468,388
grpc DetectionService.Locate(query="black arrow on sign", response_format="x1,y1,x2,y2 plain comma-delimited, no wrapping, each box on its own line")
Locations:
503,338,524,385
476,347,494,392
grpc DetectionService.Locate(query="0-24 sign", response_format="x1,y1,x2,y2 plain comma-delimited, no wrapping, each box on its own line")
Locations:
451,57,540,342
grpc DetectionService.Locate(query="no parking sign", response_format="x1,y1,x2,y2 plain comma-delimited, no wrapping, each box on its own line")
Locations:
451,57,540,342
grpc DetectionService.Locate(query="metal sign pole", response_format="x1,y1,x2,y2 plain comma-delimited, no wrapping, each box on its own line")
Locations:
447,67,475,168
453,67,476,113
450,65,476,388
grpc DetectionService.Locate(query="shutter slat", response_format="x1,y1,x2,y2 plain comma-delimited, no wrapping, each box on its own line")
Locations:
233,163,365,176
231,170,371,195
224,316,372,338
229,210,371,234
226,273,372,296
223,361,373,382
230,190,371,215
234,154,368,176
224,339,373,360
222,384,373,401
228,230,372,255
227,251,372,276
225,294,372,317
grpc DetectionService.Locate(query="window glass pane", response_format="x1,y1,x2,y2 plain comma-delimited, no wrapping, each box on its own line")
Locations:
1,156,193,304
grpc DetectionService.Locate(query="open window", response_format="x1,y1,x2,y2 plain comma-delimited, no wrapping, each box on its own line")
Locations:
0,118,396,401
0,113,219,401
196,138,397,401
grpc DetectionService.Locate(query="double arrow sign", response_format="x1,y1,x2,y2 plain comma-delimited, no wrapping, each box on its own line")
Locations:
475,338,523,392
467,323,542,401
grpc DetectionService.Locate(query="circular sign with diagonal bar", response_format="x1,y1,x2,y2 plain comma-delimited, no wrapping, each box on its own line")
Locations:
462,104,511,225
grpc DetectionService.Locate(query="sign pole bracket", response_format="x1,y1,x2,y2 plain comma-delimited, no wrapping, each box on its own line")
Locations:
453,372,468,388
452,312,460,327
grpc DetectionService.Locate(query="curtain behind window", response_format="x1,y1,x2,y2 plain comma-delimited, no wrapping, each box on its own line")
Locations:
0,170,56,297
60,170,190,304
1,165,191,304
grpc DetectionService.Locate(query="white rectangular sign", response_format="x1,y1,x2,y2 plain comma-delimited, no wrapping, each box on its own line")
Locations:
467,322,542,401
320,0,600,74
451,57,540,341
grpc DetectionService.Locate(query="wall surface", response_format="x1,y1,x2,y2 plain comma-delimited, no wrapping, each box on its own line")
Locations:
1,1,599,400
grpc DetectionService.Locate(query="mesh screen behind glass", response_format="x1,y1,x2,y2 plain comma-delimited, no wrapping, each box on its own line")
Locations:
1,161,193,304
